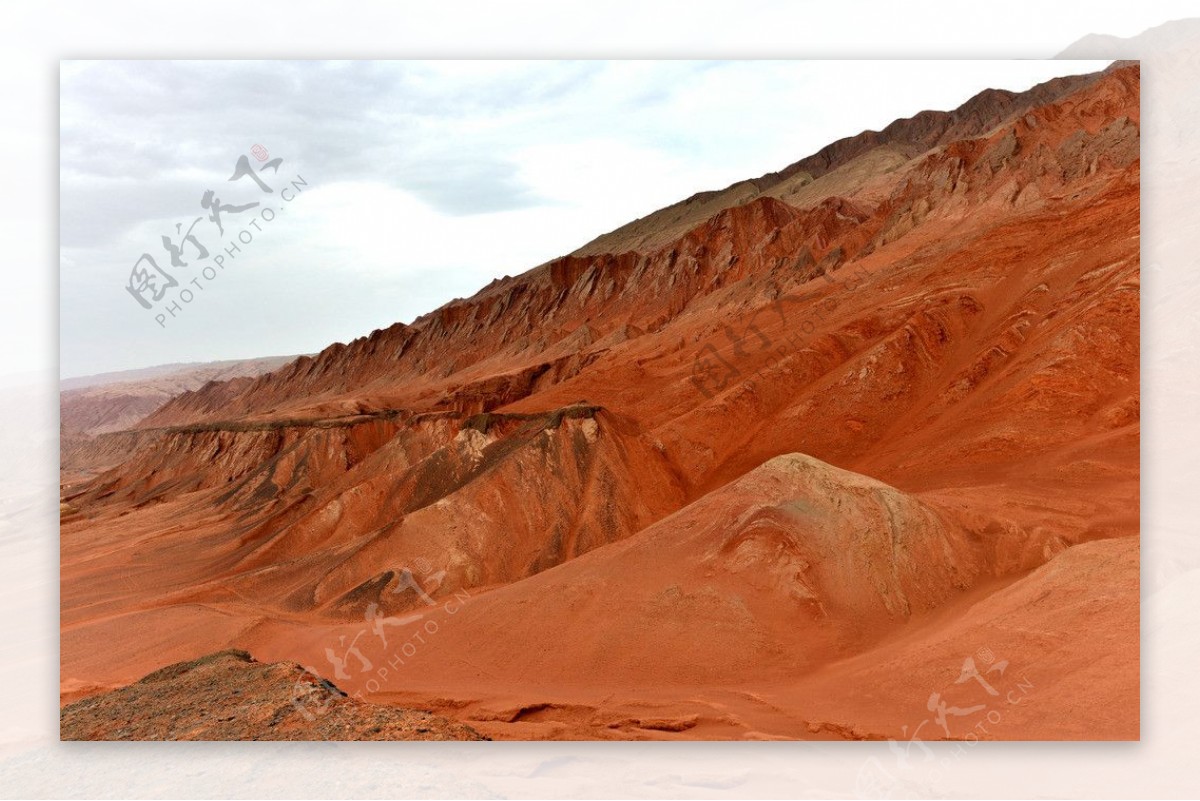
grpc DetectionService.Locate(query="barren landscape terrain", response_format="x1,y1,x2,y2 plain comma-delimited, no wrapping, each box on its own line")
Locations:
60,62,1140,740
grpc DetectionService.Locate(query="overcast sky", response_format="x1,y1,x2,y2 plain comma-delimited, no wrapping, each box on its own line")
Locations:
59,59,1109,378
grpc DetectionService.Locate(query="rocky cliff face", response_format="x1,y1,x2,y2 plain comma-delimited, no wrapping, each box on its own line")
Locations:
61,63,1140,741
60,355,299,483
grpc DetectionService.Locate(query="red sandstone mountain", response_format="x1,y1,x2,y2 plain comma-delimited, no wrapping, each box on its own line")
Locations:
60,355,300,483
60,62,1140,740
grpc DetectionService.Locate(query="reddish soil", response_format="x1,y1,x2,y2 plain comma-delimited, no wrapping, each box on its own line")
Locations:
60,355,299,485
60,63,1140,740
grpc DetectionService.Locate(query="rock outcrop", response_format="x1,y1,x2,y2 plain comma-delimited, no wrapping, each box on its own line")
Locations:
60,649,487,741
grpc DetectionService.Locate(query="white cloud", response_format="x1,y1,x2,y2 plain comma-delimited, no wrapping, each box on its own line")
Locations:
59,59,1112,377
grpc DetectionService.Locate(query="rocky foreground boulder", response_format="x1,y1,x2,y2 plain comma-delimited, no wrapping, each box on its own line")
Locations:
60,649,487,741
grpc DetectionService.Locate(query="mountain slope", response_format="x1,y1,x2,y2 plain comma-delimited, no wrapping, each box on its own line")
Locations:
60,63,1140,740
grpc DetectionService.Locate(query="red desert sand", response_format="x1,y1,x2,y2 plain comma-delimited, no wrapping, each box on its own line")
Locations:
61,63,1140,740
